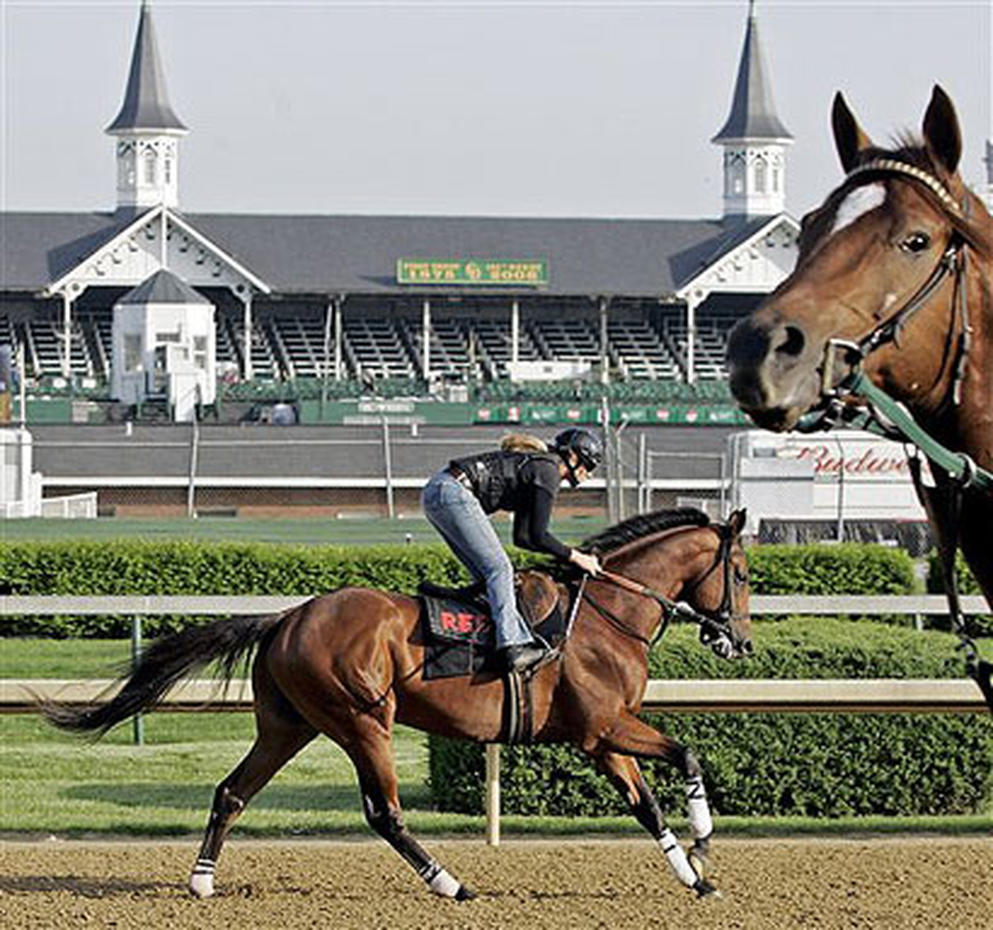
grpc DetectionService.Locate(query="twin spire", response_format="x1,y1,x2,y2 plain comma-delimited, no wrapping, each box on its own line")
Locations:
107,2,187,210
104,1,791,220
712,0,793,222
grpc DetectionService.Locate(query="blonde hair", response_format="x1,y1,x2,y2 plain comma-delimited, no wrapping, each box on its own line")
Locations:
500,432,548,454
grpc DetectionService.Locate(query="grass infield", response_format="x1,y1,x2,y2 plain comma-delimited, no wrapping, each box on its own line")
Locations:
0,515,606,547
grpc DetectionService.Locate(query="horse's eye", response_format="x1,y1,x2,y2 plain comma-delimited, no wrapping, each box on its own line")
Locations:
733,567,748,585
900,232,931,253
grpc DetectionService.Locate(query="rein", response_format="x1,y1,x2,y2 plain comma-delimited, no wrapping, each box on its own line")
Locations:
581,528,741,653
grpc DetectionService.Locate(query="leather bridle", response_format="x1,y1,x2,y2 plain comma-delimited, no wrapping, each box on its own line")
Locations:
813,158,974,409
581,524,749,658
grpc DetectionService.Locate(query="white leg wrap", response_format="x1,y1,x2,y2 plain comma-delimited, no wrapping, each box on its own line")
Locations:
427,867,461,898
189,858,215,898
685,775,713,840
658,828,699,888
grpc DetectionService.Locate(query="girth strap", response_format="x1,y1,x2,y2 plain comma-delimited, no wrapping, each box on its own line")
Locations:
502,669,534,744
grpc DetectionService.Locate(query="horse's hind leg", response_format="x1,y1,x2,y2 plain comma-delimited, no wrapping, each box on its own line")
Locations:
345,715,474,900
189,684,316,898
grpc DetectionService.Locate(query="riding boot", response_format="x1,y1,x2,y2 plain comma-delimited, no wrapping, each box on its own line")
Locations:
499,642,548,674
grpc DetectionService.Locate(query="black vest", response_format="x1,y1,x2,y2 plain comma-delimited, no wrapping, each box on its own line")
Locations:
449,450,559,515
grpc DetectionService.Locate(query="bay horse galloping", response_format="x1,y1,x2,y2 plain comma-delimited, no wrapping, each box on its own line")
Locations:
726,86,993,703
44,508,752,901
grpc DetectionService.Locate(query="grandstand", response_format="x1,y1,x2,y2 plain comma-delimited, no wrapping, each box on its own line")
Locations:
0,1,801,425
0,300,748,391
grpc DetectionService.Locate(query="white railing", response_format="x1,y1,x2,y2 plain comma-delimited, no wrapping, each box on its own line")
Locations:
2,593,987,617
39,491,98,519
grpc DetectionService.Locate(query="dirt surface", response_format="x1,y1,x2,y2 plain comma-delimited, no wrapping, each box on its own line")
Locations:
2,836,992,929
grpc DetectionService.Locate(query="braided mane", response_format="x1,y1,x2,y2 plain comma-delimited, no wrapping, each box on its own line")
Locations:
581,507,710,555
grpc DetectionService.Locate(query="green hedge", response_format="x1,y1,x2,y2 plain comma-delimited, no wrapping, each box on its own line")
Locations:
747,543,916,596
1,539,918,637
0,539,922,638
429,619,993,817
0,540,475,638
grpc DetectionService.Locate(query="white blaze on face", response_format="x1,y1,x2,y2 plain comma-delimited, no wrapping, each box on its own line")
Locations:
829,182,886,236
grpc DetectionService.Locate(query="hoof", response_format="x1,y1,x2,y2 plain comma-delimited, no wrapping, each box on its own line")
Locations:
188,874,214,899
455,885,476,902
693,877,722,900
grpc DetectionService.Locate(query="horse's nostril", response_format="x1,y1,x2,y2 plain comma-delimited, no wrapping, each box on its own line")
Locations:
777,326,805,358
775,325,806,359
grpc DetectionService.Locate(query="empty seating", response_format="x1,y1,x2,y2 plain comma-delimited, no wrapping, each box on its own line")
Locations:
471,318,540,378
2,299,754,393
662,315,729,380
529,319,600,364
271,314,327,378
608,319,681,380
344,318,416,380
228,316,279,378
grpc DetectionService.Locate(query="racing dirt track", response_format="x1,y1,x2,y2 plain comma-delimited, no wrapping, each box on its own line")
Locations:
2,836,992,929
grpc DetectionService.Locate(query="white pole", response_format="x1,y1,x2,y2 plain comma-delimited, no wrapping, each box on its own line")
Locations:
485,743,501,847
242,293,254,381
599,296,609,385
686,294,698,385
422,298,431,381
17,342,26,427
62,292,72,379
334,295,344,381
510,300,520,365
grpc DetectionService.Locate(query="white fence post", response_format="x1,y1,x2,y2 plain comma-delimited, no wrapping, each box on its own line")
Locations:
485,743,500,847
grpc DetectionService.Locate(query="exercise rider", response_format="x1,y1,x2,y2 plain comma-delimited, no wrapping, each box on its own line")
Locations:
421,428,602,673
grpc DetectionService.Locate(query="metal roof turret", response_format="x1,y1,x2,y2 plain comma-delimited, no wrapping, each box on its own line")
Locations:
106,1,187,135
712,1,791,143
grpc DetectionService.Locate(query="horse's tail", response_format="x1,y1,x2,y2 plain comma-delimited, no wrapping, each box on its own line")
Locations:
42,611,286,737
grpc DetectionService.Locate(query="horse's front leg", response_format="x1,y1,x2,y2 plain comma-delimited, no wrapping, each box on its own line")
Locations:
594,712,718,897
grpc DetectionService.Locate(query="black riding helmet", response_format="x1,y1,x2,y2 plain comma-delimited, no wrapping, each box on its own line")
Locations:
554,428,603,486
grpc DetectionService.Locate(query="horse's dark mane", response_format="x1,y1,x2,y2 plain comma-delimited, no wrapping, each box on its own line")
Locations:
581,507,711,555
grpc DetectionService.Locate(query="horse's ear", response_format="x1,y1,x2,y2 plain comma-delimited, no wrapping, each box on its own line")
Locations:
922,85,962,175
726,508,747,539
832,91,873,174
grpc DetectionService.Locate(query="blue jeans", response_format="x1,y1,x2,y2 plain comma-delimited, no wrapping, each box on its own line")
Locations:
421,471,534,649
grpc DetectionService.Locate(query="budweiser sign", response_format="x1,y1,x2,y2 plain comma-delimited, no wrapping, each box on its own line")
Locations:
788,443,911,476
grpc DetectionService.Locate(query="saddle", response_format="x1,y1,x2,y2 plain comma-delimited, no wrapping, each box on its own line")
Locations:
419,571,566,681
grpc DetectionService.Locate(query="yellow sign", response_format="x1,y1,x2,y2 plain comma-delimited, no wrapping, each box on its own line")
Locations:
397,258,548,286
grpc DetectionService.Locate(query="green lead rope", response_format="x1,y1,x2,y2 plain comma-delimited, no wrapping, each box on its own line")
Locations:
795,370,993,714
841,370,993,491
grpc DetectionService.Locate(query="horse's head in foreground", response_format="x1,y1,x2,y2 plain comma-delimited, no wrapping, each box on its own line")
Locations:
726,86,991,432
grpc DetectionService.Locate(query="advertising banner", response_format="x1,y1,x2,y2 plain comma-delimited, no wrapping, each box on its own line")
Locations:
396,258,548,287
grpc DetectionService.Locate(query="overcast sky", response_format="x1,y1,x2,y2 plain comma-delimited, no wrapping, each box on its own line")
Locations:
1,1,989,220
